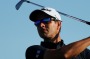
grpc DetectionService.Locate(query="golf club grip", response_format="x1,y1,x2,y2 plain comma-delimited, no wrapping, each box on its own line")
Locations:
58,11,90,25
86,22,90,25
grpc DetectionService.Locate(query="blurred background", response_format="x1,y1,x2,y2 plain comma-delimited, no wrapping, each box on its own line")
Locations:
0,0,90,59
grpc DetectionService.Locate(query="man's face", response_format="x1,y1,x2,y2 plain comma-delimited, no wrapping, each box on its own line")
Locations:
35,18,61,40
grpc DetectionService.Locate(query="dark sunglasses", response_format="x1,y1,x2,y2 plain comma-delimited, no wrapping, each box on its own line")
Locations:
34,18,54,26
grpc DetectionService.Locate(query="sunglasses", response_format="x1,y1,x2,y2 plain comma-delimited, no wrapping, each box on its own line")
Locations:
34,18,55,26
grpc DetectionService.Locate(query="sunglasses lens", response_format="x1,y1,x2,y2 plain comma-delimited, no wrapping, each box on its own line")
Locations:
42,18,51,22
35,18,51,26
35,20,40,26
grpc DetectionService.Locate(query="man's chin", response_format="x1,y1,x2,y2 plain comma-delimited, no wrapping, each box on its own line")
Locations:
40,35,51,39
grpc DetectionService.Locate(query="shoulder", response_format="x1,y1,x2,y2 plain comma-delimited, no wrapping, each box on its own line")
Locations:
26,45,46,54
26,45,43,50
80,48,90,59
82,48,90,54
25,45,46,59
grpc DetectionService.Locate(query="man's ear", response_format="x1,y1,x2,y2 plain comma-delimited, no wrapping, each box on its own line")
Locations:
57,21,61,30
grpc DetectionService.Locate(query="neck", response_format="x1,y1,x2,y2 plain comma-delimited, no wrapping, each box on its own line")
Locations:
53,36,61,43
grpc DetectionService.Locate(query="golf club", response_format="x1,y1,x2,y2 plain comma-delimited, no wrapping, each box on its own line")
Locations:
15,0,90,25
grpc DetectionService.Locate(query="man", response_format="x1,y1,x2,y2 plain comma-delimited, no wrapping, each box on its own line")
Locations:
25,7,90,59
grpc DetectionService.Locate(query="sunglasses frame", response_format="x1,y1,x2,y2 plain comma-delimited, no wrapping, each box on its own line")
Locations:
34,17,57,26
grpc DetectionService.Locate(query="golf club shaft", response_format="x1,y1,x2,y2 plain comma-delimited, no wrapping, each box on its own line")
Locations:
26,1,90,25
57,11,90,25
26,1,44,8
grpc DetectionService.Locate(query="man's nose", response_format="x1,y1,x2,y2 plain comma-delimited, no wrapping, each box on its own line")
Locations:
40,22,45,28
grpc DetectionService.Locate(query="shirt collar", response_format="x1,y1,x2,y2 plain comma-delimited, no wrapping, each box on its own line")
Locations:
40,40,65,49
